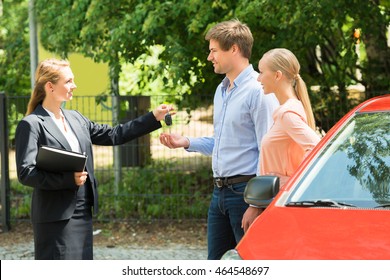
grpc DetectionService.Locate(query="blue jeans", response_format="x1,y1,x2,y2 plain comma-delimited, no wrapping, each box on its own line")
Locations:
207,182,249,260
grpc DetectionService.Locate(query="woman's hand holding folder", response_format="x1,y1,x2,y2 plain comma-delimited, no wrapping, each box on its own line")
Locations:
74,171,88,187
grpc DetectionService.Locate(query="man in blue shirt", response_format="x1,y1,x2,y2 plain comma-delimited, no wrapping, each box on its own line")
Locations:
159,19,279,259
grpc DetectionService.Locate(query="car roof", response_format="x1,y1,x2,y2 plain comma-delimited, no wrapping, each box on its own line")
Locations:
357,94,390,113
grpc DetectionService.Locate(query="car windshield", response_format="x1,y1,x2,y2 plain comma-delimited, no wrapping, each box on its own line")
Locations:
288,112,390,208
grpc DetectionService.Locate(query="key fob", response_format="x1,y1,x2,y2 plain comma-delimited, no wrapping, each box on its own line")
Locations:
164,112,172,126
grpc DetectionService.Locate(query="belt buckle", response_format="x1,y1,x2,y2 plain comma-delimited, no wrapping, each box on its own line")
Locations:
215,178,224,188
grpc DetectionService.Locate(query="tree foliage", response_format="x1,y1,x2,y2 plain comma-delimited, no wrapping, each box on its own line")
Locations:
0,0,31,96
2,0,389,107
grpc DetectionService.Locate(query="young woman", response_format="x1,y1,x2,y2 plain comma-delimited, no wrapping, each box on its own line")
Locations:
242,48,321,231
15,58,173,259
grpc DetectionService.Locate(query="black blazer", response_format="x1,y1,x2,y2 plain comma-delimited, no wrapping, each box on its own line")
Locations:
15,104,161,223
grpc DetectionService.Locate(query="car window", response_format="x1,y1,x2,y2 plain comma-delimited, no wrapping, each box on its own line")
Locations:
288,112,390,208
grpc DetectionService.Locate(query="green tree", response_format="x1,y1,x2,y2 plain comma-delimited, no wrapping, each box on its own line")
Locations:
246,0,390,91
0,0,31,139
34,0,389,98
34,0,222,107
0,0,30,97
2,0,389,124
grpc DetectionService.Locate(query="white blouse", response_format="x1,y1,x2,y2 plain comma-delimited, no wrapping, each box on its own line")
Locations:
43,107,81,153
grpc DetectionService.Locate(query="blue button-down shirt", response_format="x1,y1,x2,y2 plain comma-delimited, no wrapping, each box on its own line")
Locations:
187,64,279,177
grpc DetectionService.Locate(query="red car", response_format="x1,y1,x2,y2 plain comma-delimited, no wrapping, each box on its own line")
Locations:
223,94,390,260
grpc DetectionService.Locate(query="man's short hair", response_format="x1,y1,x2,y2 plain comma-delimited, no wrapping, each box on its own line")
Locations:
205,19,253,59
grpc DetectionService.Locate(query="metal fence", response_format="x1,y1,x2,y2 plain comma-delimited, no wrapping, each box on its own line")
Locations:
1,93,216,230
0,92,11,231
0,90,374,231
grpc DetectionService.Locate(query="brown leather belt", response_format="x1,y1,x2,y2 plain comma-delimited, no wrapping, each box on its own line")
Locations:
213,174,256,188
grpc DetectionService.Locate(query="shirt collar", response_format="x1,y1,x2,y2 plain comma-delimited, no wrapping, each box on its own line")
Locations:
42,107,64,119
221,64,254,90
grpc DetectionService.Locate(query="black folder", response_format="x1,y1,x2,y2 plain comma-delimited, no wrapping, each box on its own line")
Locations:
36,146,87,172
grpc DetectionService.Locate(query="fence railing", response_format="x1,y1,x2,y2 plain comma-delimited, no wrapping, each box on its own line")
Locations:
1,90,377,231
0,92,11,232
3,94,215,230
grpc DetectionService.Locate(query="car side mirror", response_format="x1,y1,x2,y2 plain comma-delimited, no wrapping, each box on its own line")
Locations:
244,176,280,208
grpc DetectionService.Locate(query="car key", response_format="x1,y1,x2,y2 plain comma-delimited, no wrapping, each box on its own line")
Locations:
164,108,172,129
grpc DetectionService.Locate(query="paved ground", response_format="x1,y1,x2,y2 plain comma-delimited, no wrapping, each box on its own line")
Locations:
0,222,208,260
0,241,207,260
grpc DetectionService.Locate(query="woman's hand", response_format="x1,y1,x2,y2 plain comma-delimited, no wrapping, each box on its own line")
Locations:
74,171,88,186
152,104,175,122
242,206,263,232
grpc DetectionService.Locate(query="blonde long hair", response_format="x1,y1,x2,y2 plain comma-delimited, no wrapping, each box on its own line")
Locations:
26,58,70,115
263,48,316,130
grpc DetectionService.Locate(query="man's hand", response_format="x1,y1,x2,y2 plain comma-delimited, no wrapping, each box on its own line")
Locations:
242,206,263,232
159,133,190,149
